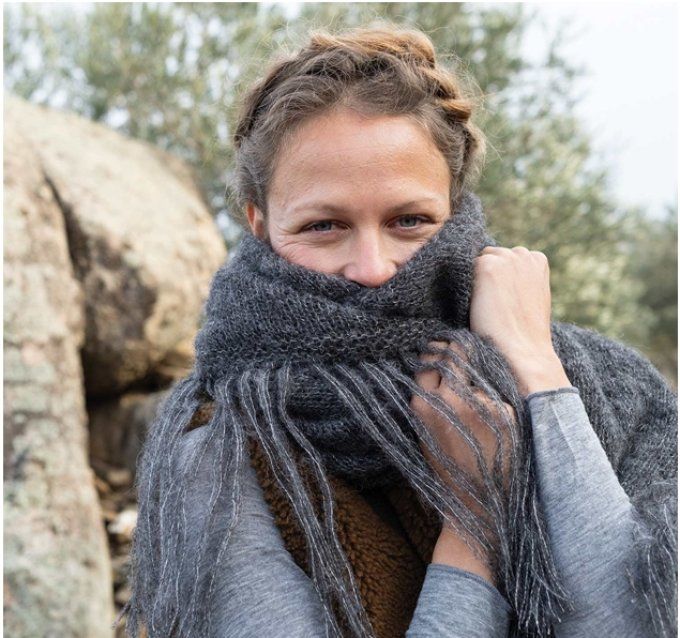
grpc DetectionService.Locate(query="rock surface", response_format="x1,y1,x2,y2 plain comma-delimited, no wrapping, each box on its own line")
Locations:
4,93,229,637
89,389,170,477
5,93,227,398
4,100,115,638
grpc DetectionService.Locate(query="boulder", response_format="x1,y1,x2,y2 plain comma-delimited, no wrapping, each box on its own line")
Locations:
89,389,170,478
4,101,115,637
5,93,227,397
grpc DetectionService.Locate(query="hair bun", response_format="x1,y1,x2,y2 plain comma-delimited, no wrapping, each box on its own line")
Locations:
308,27,437,69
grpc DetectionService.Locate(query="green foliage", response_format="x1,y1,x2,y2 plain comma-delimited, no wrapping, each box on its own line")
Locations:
621,205,678,386
4,2,676,382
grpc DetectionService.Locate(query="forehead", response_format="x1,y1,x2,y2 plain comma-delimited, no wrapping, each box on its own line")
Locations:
268,108,450,210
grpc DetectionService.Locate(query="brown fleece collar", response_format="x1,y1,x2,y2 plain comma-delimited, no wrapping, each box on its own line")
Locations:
247,436,441,637
188,401,441,637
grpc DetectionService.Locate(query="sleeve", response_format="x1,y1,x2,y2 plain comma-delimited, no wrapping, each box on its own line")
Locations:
177,426,329,638
526,384,677,637
406,564,511,637
181,426,512,637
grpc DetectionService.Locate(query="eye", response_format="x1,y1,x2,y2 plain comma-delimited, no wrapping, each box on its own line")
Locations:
303,220,338,233
302,215,432,233
395,215,429,229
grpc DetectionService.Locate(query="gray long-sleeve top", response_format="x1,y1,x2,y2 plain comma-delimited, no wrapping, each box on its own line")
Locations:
177,386,650,636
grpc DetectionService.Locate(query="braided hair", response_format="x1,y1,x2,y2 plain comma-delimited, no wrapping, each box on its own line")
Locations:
230,24,486,226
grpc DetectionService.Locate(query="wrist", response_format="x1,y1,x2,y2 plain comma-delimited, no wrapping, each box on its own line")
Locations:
432,526,496,587
510,350,572,396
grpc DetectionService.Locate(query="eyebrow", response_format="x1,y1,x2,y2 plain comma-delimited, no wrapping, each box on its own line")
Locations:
293,198,443,216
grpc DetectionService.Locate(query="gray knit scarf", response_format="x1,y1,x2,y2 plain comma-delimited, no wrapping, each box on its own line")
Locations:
121,191,677,638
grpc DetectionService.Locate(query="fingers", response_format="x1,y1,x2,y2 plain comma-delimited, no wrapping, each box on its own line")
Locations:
416,340,471,389
413,340,472,428
414,339,452,391
480,245,550,269
412,338,519,500
440,341,471,387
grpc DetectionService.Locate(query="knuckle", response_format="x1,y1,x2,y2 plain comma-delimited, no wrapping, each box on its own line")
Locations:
474,254,497,275
511,245,530,254
447,344,465,361
480,245,502,255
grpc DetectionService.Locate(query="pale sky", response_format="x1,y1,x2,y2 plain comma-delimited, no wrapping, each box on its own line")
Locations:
521,2,678,218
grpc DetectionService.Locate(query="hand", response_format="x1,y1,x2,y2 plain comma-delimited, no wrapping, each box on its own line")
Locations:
470,246,572,395
411,341,517,585
412,341,516,512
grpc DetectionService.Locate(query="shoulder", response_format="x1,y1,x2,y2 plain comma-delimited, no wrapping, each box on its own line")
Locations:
551,323,677,492
551,320,674,397
550,321,676,443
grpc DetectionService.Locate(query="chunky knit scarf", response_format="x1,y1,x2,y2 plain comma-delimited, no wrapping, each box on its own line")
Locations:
122,191,677,638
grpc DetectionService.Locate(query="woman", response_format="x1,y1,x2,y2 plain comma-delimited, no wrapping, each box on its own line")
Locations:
121,25,677,638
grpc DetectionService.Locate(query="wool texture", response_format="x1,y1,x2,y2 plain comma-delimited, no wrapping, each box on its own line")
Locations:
245,433,439,638
120,191,677,638
183,374,442,638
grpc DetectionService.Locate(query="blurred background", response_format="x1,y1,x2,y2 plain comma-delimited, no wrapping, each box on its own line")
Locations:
3,3,677,637
5,2,677,377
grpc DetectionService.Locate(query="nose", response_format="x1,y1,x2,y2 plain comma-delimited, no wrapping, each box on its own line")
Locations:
343,233,398,288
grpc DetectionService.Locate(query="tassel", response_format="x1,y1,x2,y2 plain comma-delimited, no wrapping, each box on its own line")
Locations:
326,361,496,552
239,366,372,638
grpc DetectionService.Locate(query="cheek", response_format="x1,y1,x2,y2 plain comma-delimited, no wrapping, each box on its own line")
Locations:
397,237,431,261
393,229,440,264
272,239,342,274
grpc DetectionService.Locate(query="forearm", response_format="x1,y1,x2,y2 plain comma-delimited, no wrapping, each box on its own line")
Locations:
416,506,510,636
407,563,511,637
528,388,650,637
513,353,653,635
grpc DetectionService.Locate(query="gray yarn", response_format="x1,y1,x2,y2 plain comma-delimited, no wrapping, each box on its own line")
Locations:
119,191,677,637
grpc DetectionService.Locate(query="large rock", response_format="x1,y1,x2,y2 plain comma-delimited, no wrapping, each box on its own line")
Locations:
5,94,227,397
4,104,114,637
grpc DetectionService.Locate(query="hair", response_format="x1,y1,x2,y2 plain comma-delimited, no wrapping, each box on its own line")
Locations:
228,23,486,229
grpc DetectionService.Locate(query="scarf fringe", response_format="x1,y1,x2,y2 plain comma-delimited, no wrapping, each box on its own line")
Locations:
240,365,370,637
123,342,579,638
627,481,678,638
123,332,579,637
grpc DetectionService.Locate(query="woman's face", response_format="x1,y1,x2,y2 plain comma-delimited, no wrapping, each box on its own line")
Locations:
246,107,452,288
